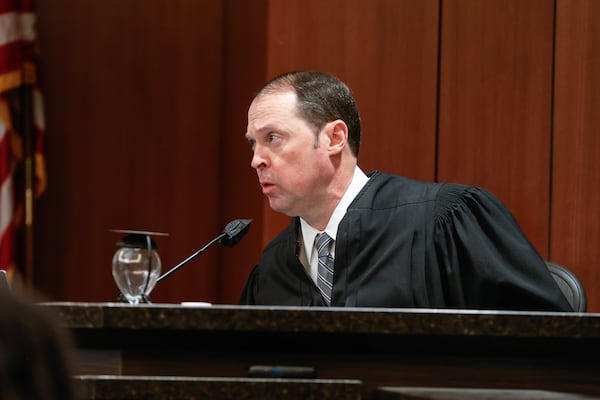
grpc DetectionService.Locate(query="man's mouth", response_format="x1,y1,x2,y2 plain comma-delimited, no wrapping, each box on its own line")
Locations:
259,181,275,193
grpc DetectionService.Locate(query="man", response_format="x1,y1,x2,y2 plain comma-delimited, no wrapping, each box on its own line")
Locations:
240,71,571,311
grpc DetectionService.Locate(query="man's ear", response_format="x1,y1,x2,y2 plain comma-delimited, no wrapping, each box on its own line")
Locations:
326,120,348,155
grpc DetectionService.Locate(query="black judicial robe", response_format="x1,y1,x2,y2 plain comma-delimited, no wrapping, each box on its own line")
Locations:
239,171,572,311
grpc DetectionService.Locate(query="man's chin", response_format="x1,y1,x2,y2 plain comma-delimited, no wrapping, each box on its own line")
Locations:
267,199,294,217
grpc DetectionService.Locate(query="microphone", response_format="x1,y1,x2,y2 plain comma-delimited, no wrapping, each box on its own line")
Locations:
221,218,253,247
156,218,252,283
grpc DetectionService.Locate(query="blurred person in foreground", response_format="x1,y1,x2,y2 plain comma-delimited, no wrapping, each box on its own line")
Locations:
0,289,74,400
240,71,571,311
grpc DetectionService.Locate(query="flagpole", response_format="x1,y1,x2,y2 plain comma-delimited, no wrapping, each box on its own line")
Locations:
22,69,35,286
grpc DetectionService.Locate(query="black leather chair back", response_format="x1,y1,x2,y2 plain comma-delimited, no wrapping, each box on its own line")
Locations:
546,261,587,312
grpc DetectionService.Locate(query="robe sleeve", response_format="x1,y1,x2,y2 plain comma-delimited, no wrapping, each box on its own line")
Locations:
432,185,572,311
239,265,259,305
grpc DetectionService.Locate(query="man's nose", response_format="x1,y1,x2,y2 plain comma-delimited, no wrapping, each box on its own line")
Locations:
251,146,268,169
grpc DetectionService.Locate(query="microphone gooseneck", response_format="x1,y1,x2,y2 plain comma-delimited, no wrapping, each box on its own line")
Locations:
156,219,252,283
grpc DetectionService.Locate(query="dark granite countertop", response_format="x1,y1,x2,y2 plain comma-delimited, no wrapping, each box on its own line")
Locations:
40,302,600,339
73,375,362,400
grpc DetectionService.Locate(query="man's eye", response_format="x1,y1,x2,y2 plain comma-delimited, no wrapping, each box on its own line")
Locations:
268,134,279,143
247,139,256,149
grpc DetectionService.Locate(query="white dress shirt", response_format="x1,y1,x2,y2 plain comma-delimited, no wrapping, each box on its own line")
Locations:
299,166,369,285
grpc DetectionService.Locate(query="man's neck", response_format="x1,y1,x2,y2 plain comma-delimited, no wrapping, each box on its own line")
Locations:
302,165,368,232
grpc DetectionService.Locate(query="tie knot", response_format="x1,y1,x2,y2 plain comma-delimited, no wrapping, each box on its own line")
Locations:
315,233,332,256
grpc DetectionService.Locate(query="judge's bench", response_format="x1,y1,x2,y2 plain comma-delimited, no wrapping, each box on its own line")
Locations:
42,302,600,399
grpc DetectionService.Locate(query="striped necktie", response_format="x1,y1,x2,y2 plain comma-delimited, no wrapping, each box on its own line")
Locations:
315,233,334,305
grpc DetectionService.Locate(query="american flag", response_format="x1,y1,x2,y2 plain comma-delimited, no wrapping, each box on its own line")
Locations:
0,0,45,280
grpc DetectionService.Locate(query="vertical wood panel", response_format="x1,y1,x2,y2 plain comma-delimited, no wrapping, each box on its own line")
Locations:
218,0,269,304
35,0,225,303
552,0,600,312
438,0,554,256
262,0,440,241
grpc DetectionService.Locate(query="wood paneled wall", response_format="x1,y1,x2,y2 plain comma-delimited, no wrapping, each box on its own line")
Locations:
438,0,554,255
33,0,599,311
552,0,600,309
34,0,227,303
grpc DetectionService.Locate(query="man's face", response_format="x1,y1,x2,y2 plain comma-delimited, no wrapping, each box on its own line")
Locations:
245,90,332,218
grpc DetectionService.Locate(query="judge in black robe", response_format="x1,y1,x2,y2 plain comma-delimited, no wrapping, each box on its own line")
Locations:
240,171,572,311
241,70,572,312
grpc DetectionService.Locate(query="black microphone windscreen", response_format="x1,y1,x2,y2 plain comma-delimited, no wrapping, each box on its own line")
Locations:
220,219,252,247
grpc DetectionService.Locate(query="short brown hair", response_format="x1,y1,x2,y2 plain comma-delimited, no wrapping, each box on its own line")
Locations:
257,71,361,157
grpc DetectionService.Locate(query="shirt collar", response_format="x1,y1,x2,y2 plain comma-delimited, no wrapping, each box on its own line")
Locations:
301,166,369,260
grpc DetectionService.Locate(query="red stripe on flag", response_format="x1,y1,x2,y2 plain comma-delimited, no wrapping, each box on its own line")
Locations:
0,214,13,268
0,42,23,76
0,0,19,15
0,1,34,14
0,128,10,182
18,0,34,13
0,118,13,269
